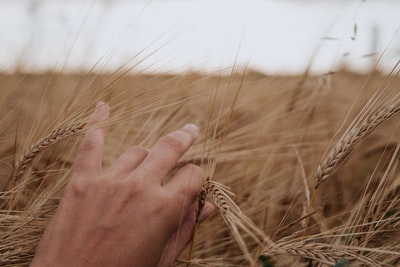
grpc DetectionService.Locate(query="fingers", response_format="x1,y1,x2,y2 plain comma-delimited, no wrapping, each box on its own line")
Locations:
109,146,149,176
157,202,215,267
166,164,205,202
132,124,199,183
73,102,110,176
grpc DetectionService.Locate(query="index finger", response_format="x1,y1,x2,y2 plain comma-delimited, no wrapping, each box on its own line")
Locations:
73,102,109,177
131,124,198,184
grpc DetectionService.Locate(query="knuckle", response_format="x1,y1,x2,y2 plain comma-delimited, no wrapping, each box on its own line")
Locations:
125,177,149,196
65,175,120,203
159,133,186,154
99,178,126,196
126,146,148,157
64,177,87,199
79,133,102,152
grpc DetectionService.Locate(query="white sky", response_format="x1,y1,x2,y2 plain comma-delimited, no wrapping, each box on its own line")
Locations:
0,0,399,74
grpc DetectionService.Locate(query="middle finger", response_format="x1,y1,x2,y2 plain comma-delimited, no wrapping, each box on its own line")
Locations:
131,124,198,184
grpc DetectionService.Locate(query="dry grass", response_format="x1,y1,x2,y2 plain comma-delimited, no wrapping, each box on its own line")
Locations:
0,69,399,266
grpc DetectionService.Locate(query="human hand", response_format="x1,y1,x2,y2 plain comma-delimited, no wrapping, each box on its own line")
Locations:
30,102,214,267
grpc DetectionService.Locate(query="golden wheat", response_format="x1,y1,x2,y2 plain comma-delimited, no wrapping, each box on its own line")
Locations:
12,121,86,184
315,97,400,188
1,71,400,266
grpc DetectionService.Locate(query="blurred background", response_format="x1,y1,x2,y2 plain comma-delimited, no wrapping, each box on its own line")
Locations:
0,0,399,75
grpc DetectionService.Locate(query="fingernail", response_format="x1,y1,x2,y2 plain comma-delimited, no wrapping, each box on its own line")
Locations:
198,203,215,223
183,123,199,135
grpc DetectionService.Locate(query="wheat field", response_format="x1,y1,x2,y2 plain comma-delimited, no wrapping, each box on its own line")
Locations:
0,68,399,266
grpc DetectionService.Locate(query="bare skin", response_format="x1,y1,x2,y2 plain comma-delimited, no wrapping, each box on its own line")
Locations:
30,102,214,267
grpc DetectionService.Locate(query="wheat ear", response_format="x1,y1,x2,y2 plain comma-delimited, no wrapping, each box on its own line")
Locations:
315,99,400,188
203,180,276,265
12,121,86,183
303,98,400,229
266,241,380,266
